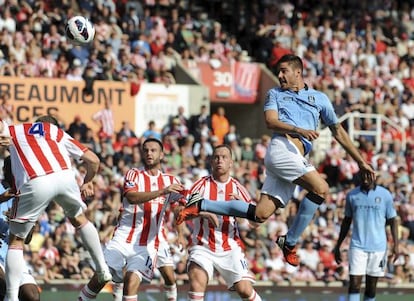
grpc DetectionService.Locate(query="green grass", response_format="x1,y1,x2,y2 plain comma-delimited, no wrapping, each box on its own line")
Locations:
39,290,414,301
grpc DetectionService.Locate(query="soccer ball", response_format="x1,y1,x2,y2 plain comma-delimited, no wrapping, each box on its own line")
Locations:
65,16,95,45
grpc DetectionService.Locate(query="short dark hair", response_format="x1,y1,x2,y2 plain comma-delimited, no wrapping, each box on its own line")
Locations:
35,115,59,126
276,54,304,73
143,138,163,151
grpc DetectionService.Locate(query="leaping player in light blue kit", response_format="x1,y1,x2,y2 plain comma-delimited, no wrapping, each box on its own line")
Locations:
334,174,399,301
176,54,376,266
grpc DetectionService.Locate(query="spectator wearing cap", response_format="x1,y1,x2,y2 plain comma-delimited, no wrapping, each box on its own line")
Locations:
66,58,83,81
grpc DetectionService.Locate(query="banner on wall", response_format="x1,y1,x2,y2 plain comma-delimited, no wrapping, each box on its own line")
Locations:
184,61,261,103
0,76,135,136
135,83,190,136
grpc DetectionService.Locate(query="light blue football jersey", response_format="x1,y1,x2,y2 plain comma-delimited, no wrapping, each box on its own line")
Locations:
345,185,397,252
264,86,338,154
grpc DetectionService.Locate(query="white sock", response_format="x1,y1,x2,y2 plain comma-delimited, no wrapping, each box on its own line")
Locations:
364,297,375,301
5,247,24,301
188,291,204,301
164,283,177,301
113,282,123,301
78,221,107,272
349,293,360,301
123,295,138,301
242,290,262,301
78,284,98,300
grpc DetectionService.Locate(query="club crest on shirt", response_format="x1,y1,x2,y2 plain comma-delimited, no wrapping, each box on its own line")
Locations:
308,95,315,103
375,197,381,203
125,181,136,188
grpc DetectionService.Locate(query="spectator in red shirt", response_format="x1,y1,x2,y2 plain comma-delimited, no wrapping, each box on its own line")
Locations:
269,40,292,68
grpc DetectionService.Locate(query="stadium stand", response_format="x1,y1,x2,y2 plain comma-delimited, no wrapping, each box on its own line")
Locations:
0,0,413,292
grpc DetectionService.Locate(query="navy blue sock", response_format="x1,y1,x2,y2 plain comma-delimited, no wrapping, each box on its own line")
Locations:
200,199,257,221
286,197,319,246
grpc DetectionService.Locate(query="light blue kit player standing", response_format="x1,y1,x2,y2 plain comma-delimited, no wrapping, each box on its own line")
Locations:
176,54,376,267
334,178,399,301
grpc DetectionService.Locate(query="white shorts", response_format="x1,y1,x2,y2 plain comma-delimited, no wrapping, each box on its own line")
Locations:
262,135,315,206
10,170,86,238
188,245,255,289
105,238,157,283
0,262,37,286
156,240,174,268
349,248,387,277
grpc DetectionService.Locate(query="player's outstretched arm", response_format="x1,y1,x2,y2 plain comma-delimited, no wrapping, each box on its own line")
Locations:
329,123,375,183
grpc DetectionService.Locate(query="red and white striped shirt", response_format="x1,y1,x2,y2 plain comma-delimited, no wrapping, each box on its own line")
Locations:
188,175,252,252
7,122,88,190
114,168,181,250
92,108,114,138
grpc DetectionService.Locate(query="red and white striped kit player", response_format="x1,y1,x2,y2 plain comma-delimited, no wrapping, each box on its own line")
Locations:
188,175,252,252
92,99,114,140
116,168,181,248
3,117,112,301
7,122,87,191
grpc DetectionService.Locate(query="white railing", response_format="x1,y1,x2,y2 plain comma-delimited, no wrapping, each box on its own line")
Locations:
312,112,406,165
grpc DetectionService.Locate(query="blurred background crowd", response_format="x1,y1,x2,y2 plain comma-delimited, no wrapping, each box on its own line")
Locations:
0,0,414,288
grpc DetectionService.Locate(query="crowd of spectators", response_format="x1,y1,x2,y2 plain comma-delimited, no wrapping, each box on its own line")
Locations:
1,0,414,289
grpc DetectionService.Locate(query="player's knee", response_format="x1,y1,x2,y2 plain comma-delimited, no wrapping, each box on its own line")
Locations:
254,195,282,222
19,285,40,301
234,281,254,298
